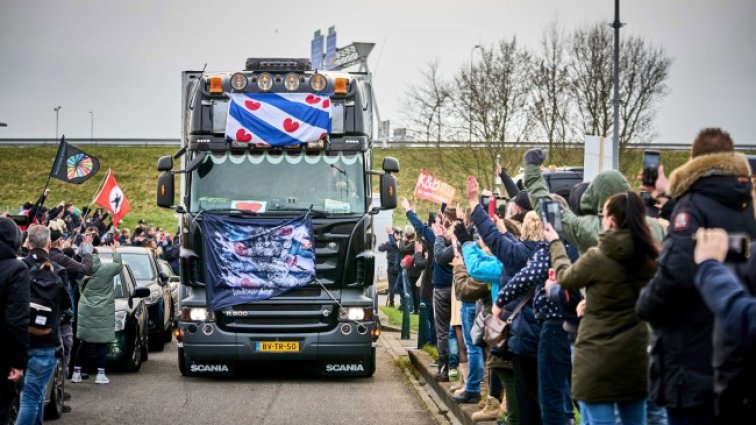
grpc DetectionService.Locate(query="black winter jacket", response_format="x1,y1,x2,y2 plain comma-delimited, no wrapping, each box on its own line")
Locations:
0,218,30,373
636,152,756,409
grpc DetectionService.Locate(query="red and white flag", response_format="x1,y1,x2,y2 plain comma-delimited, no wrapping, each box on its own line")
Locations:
93,170,131,227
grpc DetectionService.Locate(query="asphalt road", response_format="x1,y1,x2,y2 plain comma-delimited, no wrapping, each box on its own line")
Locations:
56,338,434,425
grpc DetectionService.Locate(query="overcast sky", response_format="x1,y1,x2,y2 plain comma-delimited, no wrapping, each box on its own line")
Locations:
1,0,755,144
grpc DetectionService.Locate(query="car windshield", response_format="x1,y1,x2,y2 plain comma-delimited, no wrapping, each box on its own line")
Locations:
189,151,365,214
99,252,156,285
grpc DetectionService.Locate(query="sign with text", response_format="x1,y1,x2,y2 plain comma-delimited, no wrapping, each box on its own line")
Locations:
413,169,456,205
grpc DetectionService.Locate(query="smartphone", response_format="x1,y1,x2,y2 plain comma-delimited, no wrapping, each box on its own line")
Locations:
747,155,756,176
540,199,563,233
440,202,448,214
693,232,751,263
479,194,491,208
428,212,437,225
642,150,661,186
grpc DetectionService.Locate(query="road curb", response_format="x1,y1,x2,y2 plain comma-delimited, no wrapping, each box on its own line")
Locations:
408,349,497,425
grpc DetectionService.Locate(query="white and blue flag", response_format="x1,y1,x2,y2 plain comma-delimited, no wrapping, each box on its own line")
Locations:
225,93,332,146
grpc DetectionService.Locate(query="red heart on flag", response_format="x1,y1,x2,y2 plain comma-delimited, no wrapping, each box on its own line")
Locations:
236,129,253,143
322,99,330,108
245,100,261,111
305,95,321,105
283,118,300,133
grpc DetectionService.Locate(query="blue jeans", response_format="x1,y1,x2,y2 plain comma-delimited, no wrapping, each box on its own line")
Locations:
461,302,483,394
16,347,56,425
582,400,646,425
420,299,436,345
646,400,669,425
449,326,459,369
538,321,572,425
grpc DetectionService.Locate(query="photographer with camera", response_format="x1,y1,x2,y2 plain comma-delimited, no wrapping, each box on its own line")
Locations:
693,228,756,423
636,128,756,425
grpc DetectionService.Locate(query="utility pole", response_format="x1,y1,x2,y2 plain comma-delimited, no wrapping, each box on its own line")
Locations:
611,0,623,169
54,105,62,140
469,45,482,143
89,111,94,141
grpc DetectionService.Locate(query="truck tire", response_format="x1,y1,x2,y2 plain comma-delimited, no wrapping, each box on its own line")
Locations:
178,347,192,377
149,333,165,352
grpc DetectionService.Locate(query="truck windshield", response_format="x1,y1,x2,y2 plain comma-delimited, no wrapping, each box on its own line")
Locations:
189,151,365,214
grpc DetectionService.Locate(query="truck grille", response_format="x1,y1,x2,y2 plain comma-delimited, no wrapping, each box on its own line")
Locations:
217,302,338,333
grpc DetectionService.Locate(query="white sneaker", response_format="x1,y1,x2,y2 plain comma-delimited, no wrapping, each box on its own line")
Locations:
71,371,82,383
95,373,110,384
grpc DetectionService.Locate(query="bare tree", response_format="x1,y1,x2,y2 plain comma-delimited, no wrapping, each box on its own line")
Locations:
400,59,453,144
618,36,671,146
568,22,671,148
454,37,533,189
530,21,573,161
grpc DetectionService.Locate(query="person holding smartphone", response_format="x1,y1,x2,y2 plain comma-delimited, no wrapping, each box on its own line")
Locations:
636,128,756,425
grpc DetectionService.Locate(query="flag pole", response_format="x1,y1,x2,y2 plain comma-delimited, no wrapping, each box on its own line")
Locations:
79,169,110,230
32,136,66,223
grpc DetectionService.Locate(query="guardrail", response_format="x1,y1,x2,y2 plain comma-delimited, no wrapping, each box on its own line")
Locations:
1,138,754,151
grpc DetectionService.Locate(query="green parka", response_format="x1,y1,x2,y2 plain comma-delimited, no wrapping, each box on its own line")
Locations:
77,252,122,343
524,164,665,254
550,230,657,403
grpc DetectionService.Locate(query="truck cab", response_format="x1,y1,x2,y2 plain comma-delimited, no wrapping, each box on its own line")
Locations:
156,58,398,377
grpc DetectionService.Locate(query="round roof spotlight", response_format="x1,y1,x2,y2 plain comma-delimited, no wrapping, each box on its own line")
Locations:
284,73,300,91
257,73,273,91
230,73,248,91
310,73,327,92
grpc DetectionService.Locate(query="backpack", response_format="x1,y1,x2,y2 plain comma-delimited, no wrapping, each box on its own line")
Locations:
23,256,62,337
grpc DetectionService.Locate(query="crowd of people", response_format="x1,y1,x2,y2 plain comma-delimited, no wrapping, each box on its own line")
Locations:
0,192,179,425
384,127,756,425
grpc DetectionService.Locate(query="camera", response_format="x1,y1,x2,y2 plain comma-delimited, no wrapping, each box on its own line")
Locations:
693,232,751,263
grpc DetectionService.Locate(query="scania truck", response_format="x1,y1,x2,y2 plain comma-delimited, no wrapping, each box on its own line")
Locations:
155,58,399,377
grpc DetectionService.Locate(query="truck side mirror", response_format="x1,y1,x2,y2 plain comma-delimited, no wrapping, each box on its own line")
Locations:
380,174,397,210
382,157,399,174
157,155,174,172
156,173,175,208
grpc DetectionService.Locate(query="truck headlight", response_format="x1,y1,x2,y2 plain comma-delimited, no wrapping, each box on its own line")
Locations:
181,307,215,322
115,311,127,332
339,307,373,322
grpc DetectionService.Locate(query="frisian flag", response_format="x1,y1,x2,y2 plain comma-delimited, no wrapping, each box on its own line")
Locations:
50,137,100,184
224,93,332,147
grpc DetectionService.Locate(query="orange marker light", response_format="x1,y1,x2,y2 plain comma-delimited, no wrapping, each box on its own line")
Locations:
334,77,349,95
208,76,223,94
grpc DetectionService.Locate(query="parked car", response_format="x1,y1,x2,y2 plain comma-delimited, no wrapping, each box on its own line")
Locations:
514,166,584,200
107,260,151,371
99,247,173,351
157,258,180,324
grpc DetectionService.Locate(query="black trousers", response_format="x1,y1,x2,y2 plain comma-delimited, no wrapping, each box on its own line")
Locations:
513,354,542,425
0,368,17,425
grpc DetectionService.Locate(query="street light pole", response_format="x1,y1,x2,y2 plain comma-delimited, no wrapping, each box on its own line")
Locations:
469,44,482,143
89,111,94,141
611,0,623,170
54,105,62,140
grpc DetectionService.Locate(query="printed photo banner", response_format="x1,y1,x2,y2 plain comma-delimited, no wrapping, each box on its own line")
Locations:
201,213,316,311
413,169,456,205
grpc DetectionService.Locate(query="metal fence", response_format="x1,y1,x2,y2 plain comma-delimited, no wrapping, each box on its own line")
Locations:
1,138,755,151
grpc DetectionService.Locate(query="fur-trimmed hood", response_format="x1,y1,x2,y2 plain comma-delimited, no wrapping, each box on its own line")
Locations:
668,152,752,198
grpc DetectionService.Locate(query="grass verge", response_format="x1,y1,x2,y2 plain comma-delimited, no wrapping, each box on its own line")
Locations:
380,305,419,333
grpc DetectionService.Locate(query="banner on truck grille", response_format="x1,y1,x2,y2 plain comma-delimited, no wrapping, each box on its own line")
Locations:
201,213,316,310
225,93,332,147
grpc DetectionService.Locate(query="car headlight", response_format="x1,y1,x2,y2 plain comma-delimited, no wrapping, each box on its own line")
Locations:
339,307,373,322
147,288,161,304
181,307,215,322
115,311,127,332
